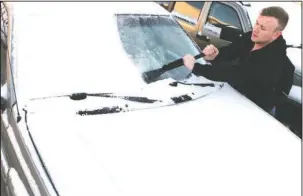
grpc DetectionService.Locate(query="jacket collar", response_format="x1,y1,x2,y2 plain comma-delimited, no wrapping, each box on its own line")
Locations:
245,31,287,56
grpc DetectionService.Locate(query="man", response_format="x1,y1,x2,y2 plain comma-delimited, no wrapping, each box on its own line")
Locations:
182,6,295,113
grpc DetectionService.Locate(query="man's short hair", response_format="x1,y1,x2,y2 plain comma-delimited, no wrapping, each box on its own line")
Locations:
260,6,289,31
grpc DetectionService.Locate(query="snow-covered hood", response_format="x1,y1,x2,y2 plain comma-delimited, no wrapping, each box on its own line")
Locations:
20,84,301,196
9,2,173,105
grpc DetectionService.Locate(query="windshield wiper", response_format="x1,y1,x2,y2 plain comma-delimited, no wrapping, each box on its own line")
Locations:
77,94,194,116
169,81,215,87
70,93,162,103
77,105,126,116
76,84,221,116
171,94,193,103
30,92,162,104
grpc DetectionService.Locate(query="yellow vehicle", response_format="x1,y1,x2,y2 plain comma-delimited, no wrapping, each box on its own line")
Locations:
157,1,253,49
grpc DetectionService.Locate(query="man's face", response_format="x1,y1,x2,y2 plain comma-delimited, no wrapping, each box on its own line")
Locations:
251,15,282,44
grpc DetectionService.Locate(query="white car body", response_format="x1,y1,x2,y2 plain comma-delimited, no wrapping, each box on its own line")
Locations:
2,2,301,196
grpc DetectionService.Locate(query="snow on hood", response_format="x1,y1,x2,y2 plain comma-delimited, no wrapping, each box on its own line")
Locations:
22,84,301,196
22,76,224,118
11,2,161,107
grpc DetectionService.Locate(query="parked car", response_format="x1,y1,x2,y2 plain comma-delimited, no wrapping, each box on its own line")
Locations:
1,2,301,196
157,1,302,138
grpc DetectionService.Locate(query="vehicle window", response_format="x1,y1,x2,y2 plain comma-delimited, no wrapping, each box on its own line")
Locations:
207,2,242,30
116,15,207,82
156,1,170,9
171,1,205,25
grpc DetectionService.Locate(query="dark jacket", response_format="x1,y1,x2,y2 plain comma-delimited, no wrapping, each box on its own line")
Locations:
192,31,295,110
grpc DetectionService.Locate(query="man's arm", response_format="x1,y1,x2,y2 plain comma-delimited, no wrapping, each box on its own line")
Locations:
214,44,241,62
201,41,241,62
192,63,250,85
191,57,283,87
209,32,252,62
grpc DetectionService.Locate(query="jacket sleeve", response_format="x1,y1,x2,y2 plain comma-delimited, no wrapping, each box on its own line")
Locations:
214,43,241,62
212,32,251,62
192,58,284,87
192,63,250,85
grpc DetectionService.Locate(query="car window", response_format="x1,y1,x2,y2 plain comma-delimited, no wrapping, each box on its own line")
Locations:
116,14,207,82
171,1,205,25
207,2,242,30
156,1,170,9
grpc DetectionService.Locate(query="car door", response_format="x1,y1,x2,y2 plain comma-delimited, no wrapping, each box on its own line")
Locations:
196,2,249,49
168,1,207,43
1,113,33,196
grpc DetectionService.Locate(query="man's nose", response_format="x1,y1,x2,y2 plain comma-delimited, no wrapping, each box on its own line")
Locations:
253,26,259,33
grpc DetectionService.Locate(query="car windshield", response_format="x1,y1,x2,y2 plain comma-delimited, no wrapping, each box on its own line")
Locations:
116,14,207,82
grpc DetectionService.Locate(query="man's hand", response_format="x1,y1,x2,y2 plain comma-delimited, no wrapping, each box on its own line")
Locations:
203,44,219,61
183,54,196,71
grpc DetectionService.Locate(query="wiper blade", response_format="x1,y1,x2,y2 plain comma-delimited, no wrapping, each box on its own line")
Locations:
77,106,125,116
76,83,223,116
169,81,215,87
69,93,161,103
30,92,162,104
77,94,194,116
171,94,193,103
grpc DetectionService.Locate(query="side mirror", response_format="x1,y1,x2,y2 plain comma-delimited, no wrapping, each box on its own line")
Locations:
202,23,222,39
196,31,210,42
219,25,243,43
1,96,7,112
1,83,8,112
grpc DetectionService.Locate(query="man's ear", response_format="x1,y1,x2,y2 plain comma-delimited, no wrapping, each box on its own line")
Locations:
273,30,282,40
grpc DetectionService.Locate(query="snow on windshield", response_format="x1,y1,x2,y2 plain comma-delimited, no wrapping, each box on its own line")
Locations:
116,14,208,82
